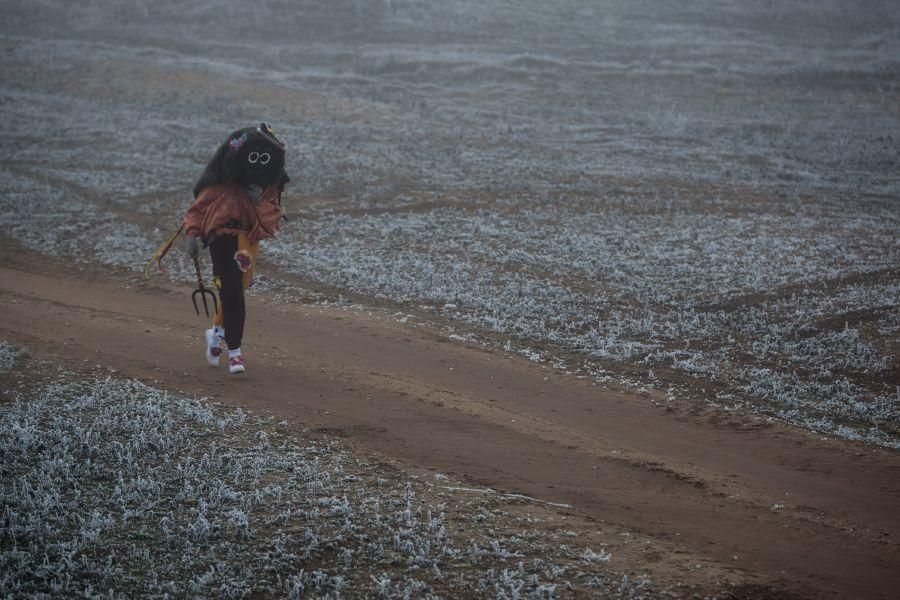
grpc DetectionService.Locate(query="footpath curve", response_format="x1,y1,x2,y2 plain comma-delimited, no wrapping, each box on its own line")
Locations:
1,243,898,598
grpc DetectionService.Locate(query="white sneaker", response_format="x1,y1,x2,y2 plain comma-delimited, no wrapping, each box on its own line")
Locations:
205,328,223,366
228,353,245,374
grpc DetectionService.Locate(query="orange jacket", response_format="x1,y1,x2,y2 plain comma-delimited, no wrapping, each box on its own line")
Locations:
183,183,283,244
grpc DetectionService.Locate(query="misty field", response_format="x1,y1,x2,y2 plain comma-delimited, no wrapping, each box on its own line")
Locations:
2,2,900,598
1,0,897,446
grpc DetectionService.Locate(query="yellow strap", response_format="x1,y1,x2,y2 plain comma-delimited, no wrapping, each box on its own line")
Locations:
143,224,185,278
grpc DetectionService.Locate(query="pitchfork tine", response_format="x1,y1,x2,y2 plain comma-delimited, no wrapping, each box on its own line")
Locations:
190,255,218,318
192,287,217,318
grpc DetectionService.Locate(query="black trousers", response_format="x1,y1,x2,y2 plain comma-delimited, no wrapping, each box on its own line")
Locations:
209,235,245,350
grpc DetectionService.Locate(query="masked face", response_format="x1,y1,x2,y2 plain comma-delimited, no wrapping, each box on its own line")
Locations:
238,141,281,187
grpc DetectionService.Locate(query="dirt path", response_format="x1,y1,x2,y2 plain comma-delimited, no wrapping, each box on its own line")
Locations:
2,242,898,599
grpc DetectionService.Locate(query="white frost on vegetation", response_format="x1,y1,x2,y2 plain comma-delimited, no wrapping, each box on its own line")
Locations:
0,372,646,597
1,0,898,445
266,196,899,444
0,341,20,373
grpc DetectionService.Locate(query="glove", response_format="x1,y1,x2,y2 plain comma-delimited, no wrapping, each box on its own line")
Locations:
186,235,199,258
247,184,263,205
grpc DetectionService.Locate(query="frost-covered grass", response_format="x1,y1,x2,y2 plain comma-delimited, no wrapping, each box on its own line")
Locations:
0,342,20,374
263,194,899,445
0,1,898,445
3,1,899,198
1,363,659,598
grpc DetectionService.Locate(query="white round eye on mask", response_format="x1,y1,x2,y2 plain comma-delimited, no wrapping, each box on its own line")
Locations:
259,152,271,165
248,151,260,164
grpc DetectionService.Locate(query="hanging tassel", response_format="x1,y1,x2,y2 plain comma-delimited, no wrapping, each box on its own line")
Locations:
234,232,259,288
144,224,185,278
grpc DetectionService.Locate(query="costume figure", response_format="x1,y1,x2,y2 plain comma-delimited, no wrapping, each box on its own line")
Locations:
183,123,289,374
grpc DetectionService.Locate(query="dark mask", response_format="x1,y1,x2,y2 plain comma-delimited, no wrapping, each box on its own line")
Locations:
238,141,280,187
193,123,290,199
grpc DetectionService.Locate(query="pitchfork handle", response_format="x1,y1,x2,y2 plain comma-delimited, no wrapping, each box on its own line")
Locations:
193,256,206,289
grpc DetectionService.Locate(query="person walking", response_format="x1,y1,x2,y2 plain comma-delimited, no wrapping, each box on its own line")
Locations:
183,123,289,374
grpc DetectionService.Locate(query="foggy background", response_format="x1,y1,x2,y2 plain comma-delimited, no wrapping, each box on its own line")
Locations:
1,1,898,445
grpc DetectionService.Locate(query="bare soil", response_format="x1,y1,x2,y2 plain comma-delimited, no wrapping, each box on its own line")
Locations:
2,237,898,599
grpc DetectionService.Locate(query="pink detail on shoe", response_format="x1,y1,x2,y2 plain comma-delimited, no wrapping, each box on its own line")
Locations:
228,354,245,374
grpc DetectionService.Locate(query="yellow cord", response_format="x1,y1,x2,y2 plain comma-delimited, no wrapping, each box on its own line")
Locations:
143,224,184,278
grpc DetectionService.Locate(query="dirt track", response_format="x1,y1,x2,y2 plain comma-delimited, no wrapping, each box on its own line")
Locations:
2,240,898,599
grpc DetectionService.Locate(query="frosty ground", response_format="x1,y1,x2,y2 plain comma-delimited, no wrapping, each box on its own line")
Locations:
4,342,755,598
1,0,899,597
1,0,897,446
2,229,897,600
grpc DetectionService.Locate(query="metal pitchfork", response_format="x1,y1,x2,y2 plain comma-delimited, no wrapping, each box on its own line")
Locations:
191,255,218,318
